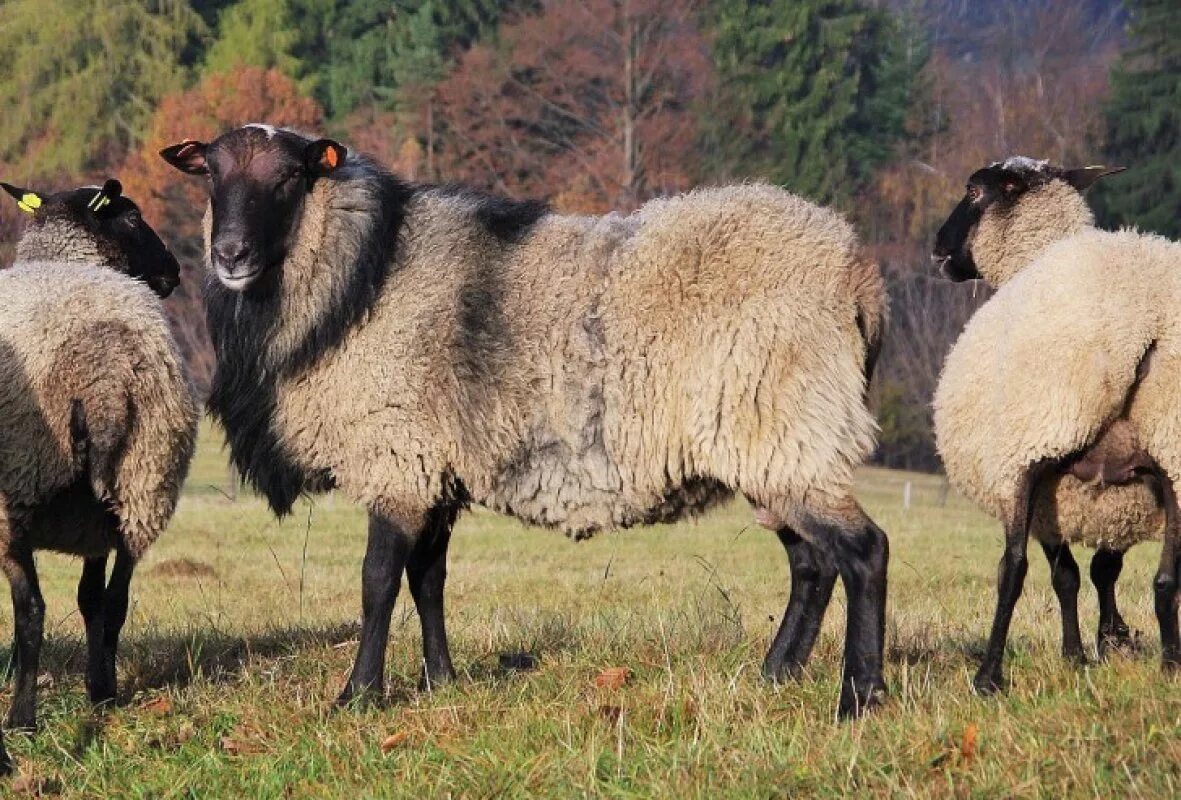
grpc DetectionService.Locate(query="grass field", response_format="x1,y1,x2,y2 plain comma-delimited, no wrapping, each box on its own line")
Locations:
3,423,1180,797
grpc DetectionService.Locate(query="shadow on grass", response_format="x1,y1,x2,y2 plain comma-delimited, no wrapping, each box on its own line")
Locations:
0,620,361,701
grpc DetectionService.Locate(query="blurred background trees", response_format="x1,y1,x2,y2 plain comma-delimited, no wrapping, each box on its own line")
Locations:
0,0,1170,472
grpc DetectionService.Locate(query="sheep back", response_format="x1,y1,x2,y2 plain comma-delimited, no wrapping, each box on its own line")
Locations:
0,263,198,558
266,182,881,536
935,228,1181,537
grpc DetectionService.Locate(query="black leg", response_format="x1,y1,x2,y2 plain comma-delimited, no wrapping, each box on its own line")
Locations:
4,545,45,732
99,547,135,705
1154,474,1181,670
337,511,412,706
406,505,458,691
78,555,110,703
1091,548,1133,658
763,528,838,681
798,507,889,719
974,461,1051,695
0,729,9,777
1040,541,1087,664
833,516,889,718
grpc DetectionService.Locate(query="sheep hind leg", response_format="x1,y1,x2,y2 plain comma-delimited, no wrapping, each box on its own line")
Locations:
1040,541,1087,664
338,511,412,707
407,505,458,692
763,528,838,682
1153,473,1181,670
78,555,111,703
975,459,1054,696
798,506,889,719
3,544,45,732
1091,548,1135,658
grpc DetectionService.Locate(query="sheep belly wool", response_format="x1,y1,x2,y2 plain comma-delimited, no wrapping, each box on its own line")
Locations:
935,227,1181,545
266,182,884,536
0,262,197,558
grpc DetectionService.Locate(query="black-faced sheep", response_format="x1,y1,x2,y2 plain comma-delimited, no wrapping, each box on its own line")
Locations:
161,125,891,718
0,180,198,770
931,157,1181,693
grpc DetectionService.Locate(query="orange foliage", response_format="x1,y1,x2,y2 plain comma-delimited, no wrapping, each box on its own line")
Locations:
434,0,711,212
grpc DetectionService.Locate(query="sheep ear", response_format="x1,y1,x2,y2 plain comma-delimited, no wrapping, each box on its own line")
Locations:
0,182,42,214
305,139,347,176
160,139,209,175
1062,165,1127,192
87,179,123,215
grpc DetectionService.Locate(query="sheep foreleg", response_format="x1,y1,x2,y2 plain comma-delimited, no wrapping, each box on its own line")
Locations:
975,459,1052,695
3,544,45,732
338,511,412,707
407,505,458,691
1040,541,1087,664
1091,548,1135,658
763,528,838,682
1153,473,1181,669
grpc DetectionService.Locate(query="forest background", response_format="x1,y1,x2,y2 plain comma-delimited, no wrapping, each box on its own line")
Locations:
0,0,1176,472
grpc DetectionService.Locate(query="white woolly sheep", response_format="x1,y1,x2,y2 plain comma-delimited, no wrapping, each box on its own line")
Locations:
931,157,1181,694
161,125,891,718
0,180,198,770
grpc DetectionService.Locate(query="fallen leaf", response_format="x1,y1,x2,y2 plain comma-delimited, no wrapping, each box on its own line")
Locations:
380,731,410,753
594,666,630,689
960,723,978,761
140,695,173,715
221,724,267,756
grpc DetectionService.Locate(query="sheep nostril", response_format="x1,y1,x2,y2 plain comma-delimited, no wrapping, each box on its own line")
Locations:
213,242,251,270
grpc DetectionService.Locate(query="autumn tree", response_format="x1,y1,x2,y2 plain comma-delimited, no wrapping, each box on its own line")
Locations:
118,67,323,392
865,0,1123,470
0,0,205,176
435,0,711,211
205,0,522,119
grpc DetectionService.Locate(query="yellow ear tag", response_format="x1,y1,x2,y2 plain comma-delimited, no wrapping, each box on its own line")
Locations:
17,193,40,214
87,192,110,212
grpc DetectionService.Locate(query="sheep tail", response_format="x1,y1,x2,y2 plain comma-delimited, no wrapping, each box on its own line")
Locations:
850,253,888,388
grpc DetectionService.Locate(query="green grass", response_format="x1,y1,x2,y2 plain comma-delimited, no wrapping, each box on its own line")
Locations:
4,423,1181,797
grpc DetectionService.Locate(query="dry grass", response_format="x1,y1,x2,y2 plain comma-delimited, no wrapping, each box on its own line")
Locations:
3,424,1180,797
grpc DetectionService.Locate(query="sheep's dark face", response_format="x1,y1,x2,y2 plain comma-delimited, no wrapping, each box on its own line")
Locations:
933,158,1125,282
159,125,347,294
932,164,1033,282
1,179,180,297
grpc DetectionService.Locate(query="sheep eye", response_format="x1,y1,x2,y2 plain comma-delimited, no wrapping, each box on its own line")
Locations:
967,185,983,202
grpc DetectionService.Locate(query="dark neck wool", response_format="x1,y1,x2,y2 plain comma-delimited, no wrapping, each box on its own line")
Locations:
205,161,414,514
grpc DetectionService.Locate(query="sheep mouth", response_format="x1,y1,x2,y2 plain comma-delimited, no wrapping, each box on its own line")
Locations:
216,266,265,292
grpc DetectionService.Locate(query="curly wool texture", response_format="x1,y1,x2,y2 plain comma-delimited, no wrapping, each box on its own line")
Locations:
0,263,198,559
935,179,1181,549
213,172,886,538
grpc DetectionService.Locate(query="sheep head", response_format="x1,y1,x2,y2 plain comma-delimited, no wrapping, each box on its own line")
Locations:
159,125,347,294
932,158,1125,287
1,179,180,297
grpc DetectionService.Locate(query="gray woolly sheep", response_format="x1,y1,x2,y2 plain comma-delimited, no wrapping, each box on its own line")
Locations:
931,156,1181,694
161,125,891,718
0,179,198,771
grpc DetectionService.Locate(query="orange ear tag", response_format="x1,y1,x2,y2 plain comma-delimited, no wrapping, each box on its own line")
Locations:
322,147,339,169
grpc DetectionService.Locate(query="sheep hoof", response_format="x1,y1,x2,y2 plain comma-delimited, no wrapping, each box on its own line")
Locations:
837,679,887,719
417,668,457,693
1062,647,1090,667
761,660,805,684
335,683,383,710
1162,654,1181,674
972,669,1007,696
1098,626,1141,659
4,710,36,734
